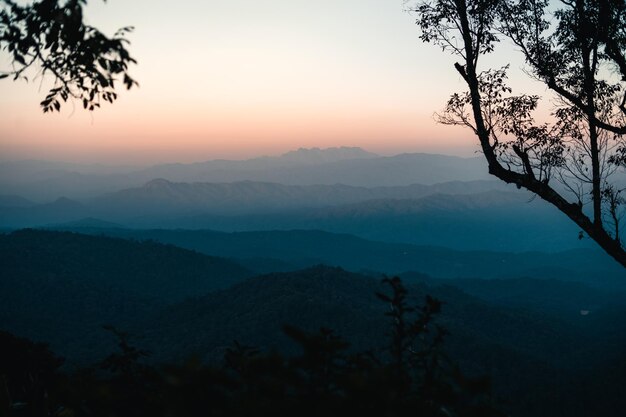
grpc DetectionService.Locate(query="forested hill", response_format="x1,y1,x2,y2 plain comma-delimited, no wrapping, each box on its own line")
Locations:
55,227,625,288
0,229,252,302
0,229,253,363
140,265,626,417
145,265,582,365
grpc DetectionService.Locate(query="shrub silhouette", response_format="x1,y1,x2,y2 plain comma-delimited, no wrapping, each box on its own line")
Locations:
0,277,503,417
0,331,63,417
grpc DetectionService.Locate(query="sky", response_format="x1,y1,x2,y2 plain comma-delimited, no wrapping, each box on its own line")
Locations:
0,0,546,165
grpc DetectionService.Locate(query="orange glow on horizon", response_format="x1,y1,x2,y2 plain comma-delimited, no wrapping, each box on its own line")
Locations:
0,0,539,165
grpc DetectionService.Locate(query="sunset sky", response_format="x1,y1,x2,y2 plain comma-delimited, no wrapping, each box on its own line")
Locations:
0,0,546,165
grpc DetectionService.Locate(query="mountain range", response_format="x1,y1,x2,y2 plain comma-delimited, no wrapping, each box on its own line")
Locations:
90,179,520,216
0,177,575,252
1,147,622,253
2,147,625,417
0,148,491,201
37,228,624,289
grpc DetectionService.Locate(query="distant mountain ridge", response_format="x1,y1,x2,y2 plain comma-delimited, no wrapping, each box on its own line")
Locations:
49,228,624,288
135,152,490,188
270,146,378,164
92,179,519,216
308,190,531,216
0,194,34,208
0,178,590,252
0,196,87,226
47,217,125,229
0,149,491,200
0,179,520,223
0,146,613,253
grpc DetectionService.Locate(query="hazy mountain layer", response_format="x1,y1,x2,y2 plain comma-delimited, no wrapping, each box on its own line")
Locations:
2,180,569,254
0,150,491,200
1,147,615,252
90,179,518,217
133,152,490,187
0,194,35,207
44,228,624,289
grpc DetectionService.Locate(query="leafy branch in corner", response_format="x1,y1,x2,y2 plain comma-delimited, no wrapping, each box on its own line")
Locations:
0,0,137,112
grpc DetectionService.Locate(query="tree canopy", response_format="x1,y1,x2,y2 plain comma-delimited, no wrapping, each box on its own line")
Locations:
411,0,626,267
0,0,136,112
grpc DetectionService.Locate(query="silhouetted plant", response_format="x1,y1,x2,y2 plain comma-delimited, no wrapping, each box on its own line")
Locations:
209,277,502,417
99,325,150,378
1,278,504,417
0,331,63,417
0,0,137,112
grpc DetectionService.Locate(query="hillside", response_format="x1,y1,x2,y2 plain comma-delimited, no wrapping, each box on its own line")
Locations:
1,229,624,416
58,228,624,288
143,266,581,363
411,276,626,318
141,266,624,417
0,229,253,362
0,229,252,302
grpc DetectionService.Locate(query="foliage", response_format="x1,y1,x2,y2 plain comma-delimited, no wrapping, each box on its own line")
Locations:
0,278,503,417
0,0,137,112
409,0,626,267
0,330,64,416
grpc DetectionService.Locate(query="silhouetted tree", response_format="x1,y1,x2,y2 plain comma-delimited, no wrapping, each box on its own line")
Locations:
0,0,137,112
410,0,626,267
0,331,63,416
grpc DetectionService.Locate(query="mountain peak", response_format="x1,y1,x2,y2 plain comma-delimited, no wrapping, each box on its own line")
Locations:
143,178,175,189
279,147,378,164
49,196,83,208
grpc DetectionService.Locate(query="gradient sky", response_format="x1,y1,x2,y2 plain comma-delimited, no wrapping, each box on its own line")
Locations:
0,0,547,165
